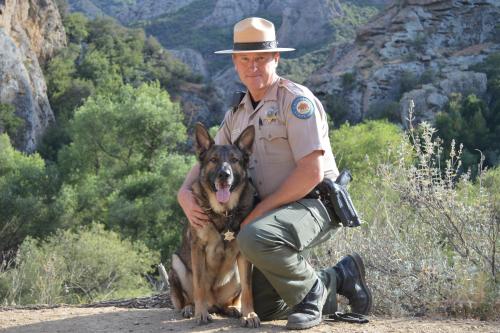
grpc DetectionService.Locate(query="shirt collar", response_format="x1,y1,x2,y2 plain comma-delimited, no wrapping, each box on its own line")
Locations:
239,76,281,110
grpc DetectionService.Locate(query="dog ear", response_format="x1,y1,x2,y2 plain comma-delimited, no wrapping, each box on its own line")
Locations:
194,122,214,159
235,125,255,155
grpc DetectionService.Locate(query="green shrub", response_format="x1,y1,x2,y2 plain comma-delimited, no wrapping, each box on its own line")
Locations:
0,135,62,252
329,120,406,179
0,224,159,305
341,72,356,90
0,104,23,141
367,100,401,123
316,119,498,319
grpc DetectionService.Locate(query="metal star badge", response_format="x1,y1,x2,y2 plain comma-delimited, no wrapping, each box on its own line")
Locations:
223,230,235,241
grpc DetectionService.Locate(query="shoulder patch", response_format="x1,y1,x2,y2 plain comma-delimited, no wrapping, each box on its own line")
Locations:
291,96,315,119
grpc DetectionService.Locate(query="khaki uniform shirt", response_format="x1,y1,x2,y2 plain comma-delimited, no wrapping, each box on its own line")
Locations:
215,77,339,199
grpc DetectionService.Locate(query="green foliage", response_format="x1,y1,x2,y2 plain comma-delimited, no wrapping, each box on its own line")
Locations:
279,49,330,84
399,71,419,97
59,82,186,177
367,100,401,123
330,120,406,180
54,82,192,260
341,72,357,90
329,3,379,42
435,93,498,174
0,104,23,140
317,122,498,319
324,93,351,127
0,224,159,305
42,14,196,160
0,135,62,252
63,12,89,43
138,0,224,72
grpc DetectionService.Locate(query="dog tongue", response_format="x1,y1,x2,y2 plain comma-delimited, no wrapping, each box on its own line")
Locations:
216,186,231,203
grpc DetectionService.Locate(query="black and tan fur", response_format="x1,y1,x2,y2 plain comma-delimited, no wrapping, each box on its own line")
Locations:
168,123,260,327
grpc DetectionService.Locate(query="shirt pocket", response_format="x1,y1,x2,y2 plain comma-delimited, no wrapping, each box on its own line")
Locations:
259,124,291,163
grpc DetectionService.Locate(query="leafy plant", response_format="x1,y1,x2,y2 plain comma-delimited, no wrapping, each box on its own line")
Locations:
0,224,159,305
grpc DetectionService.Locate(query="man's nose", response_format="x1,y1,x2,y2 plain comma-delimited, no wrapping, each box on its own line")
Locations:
249,60,258,70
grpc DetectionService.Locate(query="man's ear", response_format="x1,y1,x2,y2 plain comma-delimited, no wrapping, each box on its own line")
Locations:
235,125,255,156
194,122,214,159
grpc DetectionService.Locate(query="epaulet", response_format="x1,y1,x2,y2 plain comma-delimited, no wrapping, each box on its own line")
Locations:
278,78,304,96
231,91,246,113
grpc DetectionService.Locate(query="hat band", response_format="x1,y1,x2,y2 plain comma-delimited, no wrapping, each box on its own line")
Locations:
233,40,278,51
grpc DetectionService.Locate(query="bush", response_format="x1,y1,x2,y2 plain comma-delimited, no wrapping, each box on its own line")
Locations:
0,224,159,305
0,135,61,252
0,103,23,142
316,119,498,319
329,120,406,179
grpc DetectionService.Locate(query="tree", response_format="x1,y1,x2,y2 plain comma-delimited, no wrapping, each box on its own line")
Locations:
0,135,61,252
55,82,192,260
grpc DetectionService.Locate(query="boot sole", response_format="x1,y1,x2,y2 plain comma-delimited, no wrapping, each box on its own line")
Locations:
349,252,373,314
286,316,323,330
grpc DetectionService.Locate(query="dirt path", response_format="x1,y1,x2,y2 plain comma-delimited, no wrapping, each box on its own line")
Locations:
0,307,498,333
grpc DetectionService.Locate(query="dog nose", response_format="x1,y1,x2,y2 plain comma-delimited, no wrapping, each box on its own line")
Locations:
218,164,232,179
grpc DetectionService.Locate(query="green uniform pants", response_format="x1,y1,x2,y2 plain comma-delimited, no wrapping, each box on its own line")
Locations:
237,198,340,321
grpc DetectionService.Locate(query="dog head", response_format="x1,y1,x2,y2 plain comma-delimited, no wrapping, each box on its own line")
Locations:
194,123,255,211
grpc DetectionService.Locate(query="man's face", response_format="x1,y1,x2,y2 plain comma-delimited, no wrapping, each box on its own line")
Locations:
232,52,279,99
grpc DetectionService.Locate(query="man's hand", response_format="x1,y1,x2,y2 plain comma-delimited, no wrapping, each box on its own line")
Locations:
178,187,209,228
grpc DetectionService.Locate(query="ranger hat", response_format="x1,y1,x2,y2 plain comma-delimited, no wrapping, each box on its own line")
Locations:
215,17,295,54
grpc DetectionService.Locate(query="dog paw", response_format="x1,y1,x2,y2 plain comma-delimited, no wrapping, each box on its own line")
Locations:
181,305,194,318
196,311,213,325
224,306,242,318
240,312,260,328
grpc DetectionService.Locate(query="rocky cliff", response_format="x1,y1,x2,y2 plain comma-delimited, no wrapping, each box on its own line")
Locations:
0,0,66,151
308,0,500,125
68,0,197,22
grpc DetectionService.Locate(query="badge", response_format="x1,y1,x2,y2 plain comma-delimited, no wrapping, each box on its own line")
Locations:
291,96,314,119
223,230,235,241
264,107,278,123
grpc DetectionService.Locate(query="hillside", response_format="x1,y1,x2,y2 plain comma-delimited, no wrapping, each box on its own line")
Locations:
309,0,500,124
66,0,386,107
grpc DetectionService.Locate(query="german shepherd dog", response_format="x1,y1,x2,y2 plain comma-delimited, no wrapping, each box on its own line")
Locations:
168,123,260,328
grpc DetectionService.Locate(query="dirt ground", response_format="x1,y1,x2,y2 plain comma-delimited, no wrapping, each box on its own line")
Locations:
0,307,498,333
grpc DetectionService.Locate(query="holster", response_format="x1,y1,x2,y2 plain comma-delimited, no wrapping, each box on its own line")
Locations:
306,170,361,228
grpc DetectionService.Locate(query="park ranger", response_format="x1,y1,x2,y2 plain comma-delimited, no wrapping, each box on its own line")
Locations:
178,17,372,330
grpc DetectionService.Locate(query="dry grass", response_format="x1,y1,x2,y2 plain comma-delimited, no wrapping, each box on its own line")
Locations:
315,104,499,319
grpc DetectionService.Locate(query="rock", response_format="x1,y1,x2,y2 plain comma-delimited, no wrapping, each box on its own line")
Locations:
0,0,66,152
309,0,500,125
169,48,209,79
269,0,342,49
439,71,487,98
427,92,448,108
200,0,260,28
68,0,197,22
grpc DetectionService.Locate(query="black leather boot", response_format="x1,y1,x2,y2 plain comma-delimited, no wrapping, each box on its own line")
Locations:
334,252,372,314
317,266,338,315
286,279,327,330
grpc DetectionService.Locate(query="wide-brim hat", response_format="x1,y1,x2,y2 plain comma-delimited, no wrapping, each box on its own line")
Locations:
214,17,295,54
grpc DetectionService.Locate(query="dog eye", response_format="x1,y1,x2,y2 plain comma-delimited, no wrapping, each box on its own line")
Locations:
230,157,239,163
209,157,218,163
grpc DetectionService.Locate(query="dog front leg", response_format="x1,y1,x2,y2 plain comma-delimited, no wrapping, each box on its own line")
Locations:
237,254,260,328
191,243,212,324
